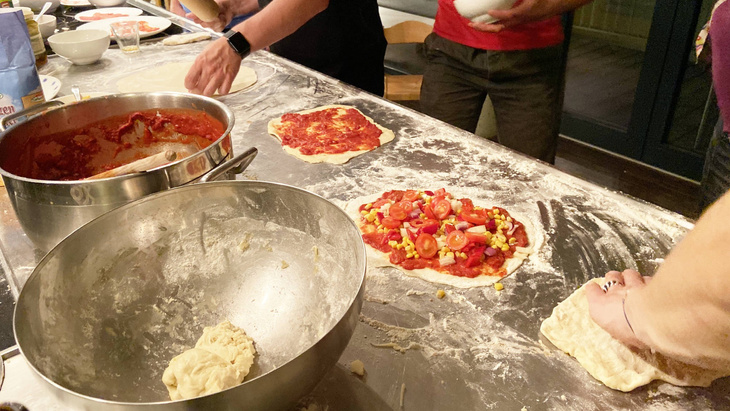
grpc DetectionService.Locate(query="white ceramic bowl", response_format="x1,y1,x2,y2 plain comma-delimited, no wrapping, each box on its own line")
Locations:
48,29,110,65
36,14,57,39
18,0,60,13
89,0,127,7
453,0,517,24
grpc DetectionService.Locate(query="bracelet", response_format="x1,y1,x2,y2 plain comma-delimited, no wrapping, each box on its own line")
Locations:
622,295,635,334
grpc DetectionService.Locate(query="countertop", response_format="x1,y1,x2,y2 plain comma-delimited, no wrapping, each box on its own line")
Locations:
0,10,729,410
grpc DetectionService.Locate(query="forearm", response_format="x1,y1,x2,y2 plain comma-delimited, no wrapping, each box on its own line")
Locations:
230,0,328,52
545,0,594,16
626,192,730,371
229,0,260,17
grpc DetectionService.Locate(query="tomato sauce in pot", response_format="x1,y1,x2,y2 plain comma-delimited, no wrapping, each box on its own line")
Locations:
2,108,225,181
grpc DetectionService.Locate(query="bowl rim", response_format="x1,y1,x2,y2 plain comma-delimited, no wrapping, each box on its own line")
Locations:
48,29,109,44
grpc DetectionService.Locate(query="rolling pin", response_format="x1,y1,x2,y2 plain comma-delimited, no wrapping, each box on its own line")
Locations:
179,0,220,22
85,150,177,180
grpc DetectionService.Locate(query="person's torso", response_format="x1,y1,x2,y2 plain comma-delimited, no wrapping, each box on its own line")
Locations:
257,0,386,72
433,0,564,51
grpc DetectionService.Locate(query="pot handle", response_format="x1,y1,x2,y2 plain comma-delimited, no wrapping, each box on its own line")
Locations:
200,147,258,183
0,100,65,131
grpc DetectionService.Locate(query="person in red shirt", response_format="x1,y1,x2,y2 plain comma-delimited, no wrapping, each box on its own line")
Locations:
420,0,593,163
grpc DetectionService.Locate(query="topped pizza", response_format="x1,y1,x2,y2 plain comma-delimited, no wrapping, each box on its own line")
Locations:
267,105,395,164
350,188,538,288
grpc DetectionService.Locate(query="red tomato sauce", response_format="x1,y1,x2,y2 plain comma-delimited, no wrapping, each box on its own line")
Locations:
274,107,383,155
2,108,224,181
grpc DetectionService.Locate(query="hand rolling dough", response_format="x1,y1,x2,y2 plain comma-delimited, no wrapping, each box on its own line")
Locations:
117,62,257,96
162,320,256,400
540,279,726,391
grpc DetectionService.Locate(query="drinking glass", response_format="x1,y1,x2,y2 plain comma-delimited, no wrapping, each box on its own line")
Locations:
110,21,140,54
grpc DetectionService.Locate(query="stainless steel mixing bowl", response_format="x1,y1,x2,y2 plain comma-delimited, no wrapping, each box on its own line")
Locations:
0,92,240,253
14,181,366,410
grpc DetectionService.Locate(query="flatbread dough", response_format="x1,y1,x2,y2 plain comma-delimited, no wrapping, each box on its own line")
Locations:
540,279,726,391
345,191,542,288
162,32,212,46
117,62,257,96
162,320,256,400
267,105,396,164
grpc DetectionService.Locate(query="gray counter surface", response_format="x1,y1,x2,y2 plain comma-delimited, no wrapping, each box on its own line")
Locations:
0,28,729,411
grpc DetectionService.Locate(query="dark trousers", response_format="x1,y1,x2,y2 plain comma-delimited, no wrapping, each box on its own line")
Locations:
420,33,565,163
701,118,730,209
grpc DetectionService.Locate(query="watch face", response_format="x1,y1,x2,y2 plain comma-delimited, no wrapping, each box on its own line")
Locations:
225,30,251,58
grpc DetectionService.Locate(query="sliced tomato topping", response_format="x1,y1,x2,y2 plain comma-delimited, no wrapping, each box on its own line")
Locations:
415,233,438,258
434,188,447,197
410,218,439,234
465,232,488,244
443,223,456,234
423,203,437,220
433,199,452,220
373,198,390,208
511,224,528,247
460,198,474,213
389,203,407,220
403,190,420,202
398,201,414,214
381,216,402,229
461,210,487,225
446,230,469,251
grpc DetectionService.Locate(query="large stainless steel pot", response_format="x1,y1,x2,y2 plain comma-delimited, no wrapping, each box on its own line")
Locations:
0,92,253,252
14,181,367,410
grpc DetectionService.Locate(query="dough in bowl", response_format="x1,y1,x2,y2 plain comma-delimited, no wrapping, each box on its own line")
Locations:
162,320,256,400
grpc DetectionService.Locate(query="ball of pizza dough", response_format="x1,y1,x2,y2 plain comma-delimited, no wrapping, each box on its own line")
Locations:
162,348,241,401
195,320,256,377
162,320,256,400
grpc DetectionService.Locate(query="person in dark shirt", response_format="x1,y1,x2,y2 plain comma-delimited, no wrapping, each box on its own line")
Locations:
174,0,386,97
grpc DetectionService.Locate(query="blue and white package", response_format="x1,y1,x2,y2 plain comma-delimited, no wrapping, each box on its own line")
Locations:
0,8,44,120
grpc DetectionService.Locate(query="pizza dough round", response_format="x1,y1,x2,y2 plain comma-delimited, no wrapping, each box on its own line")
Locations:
267,105,396,164
162,320,256,400
540,279,727,391
117,62,257,96
345,191,542,288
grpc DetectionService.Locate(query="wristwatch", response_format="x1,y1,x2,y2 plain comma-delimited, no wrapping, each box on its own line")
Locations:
223,30,251,59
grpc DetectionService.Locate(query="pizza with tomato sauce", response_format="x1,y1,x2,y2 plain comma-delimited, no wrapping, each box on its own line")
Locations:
347,189,541,288
267,105,395,164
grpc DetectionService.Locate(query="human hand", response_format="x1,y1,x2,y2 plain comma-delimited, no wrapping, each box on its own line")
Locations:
185,38,241,96
586,269,651,350
468,0,560,33
185,0,235,32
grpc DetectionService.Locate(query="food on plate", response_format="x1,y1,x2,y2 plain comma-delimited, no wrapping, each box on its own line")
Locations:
267,104,395,164
116,61,257,95
1,108,225,180
138,20,159,32
540,279,726,391
348,188,538,288
162,320,256,400
78,12,130,21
